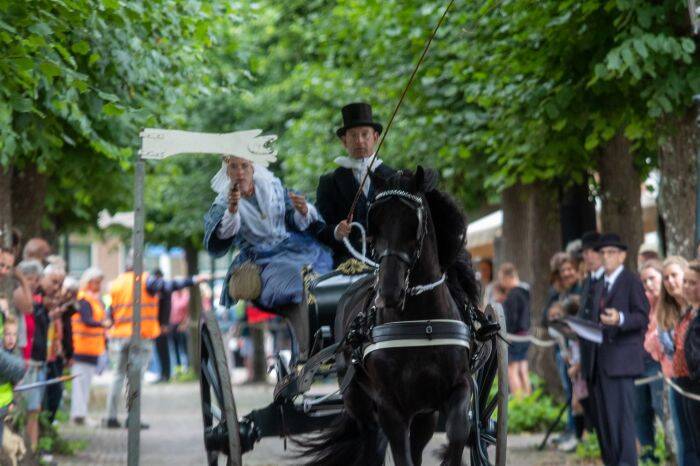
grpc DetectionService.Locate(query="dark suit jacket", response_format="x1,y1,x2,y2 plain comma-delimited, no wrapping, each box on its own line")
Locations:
582,267,649,380
578,273,600,382
315,163,395,265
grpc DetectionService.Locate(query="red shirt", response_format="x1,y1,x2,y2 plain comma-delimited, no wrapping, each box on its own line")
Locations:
672,308,698,378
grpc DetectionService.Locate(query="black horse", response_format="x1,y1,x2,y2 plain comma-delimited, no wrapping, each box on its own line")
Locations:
300,167,480,466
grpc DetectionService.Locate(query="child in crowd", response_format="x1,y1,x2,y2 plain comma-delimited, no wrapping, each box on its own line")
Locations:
0,316,27,465
1,316,19,416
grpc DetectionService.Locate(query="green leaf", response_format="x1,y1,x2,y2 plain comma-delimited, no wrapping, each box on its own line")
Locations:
584,133,599,151
623,122,643,140
10,96,33,112
28,22,52,36
97,90,119,102
39,61,62,78
621,47,635,67
102,102,125,116
607,51,622,71
71,41,90,55
14,57,34,71
632,39,648,59
681,38,696,54
657,95,672,113
0,19,16,33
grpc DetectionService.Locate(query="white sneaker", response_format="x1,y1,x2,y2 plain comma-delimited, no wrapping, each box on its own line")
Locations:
557,436,579,453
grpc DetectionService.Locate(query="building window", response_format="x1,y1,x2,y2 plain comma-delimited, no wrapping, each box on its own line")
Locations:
68,244,91,277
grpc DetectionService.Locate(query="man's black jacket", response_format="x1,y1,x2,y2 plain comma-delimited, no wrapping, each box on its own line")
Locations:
315,164,395,266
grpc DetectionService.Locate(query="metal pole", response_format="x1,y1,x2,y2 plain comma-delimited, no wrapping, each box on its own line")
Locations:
127,155,145,466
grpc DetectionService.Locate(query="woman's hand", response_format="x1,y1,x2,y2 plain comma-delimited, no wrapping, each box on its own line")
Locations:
228,183,240,214
288,191,308,216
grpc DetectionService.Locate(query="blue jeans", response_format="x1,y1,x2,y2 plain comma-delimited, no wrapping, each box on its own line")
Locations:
555,348,575,435
670,381,700,466
633,358,664,463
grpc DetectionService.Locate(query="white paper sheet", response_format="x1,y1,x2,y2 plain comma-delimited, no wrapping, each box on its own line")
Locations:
563,316,603,344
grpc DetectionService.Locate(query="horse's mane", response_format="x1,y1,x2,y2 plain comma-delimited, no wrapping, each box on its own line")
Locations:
378,168,480,309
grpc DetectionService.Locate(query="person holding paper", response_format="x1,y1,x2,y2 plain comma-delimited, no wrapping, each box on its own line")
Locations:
587,233,649,466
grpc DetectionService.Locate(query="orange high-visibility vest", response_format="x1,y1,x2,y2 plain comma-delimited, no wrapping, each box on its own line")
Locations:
108,272,160,340
72,290,106,357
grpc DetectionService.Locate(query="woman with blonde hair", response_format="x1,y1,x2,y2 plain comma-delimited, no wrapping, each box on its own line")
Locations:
646,256,690,465
636,259,665,463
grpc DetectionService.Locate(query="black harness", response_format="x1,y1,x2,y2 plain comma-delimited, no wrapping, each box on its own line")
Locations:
338,189,471,393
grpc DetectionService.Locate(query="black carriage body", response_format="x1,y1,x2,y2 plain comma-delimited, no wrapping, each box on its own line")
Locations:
307,272,367,350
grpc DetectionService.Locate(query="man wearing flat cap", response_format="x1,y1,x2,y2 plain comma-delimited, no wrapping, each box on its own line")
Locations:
582,233,649,466
315,102,395,266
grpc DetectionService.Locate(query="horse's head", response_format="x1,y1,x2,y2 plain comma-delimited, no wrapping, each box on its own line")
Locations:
368,166,439,310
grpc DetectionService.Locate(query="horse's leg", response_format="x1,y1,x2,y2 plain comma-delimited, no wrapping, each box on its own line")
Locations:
377,405,413,466
409,412,438,466
442,383,471,466
345,383,388,466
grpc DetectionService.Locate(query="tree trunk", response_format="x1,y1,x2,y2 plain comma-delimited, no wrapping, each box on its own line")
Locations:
598,134,644,271
658,109,698,259
502,182,563,396
11,162,47,242
0,166,11,248
185,244,202,376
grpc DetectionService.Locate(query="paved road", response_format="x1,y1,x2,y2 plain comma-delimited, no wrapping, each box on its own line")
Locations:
55,375,578,465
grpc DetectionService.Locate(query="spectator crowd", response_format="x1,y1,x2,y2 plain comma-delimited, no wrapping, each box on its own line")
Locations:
482,231,700,466
0,235,208,464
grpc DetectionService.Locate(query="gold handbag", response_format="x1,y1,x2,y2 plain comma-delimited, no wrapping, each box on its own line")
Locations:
228,261,262,301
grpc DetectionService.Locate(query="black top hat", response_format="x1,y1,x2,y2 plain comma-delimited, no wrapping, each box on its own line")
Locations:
336,102,383,138
594,233,628,251
581,231,601,251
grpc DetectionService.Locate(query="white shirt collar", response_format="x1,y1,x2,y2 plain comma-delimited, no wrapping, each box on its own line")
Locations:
604,265,624,288
334,154,381,171
591,266,605,281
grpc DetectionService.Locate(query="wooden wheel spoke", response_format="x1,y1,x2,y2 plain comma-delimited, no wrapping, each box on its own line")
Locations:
201,357,224,404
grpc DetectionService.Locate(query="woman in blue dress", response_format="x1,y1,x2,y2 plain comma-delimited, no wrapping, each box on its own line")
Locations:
204,155,333,310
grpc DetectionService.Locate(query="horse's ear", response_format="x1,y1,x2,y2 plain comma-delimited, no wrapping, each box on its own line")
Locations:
370,171,387,192
415,165,438,193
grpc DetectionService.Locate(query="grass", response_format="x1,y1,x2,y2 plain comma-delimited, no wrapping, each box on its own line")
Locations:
171,365,198,383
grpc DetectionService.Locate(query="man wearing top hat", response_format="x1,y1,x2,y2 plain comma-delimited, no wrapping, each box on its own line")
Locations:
315,102,396,266
314,102,498,340
583,233,649,466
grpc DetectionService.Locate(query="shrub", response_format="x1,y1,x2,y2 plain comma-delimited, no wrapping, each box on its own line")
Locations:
507,386,566,433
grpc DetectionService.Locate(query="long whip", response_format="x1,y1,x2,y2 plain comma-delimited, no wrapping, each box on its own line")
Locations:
346,0,456,221
345,0,503,221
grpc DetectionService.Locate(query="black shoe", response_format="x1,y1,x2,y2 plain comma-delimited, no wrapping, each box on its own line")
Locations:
104,418,121,429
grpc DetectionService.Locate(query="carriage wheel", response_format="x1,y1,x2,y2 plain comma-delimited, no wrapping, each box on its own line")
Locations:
199,310,242,466
469,304,508,466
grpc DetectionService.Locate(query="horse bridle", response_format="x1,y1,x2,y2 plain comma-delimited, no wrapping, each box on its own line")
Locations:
368,189,445,301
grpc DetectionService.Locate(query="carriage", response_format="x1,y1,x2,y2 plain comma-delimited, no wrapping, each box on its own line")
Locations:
198,267,509,465
136,128,509,466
